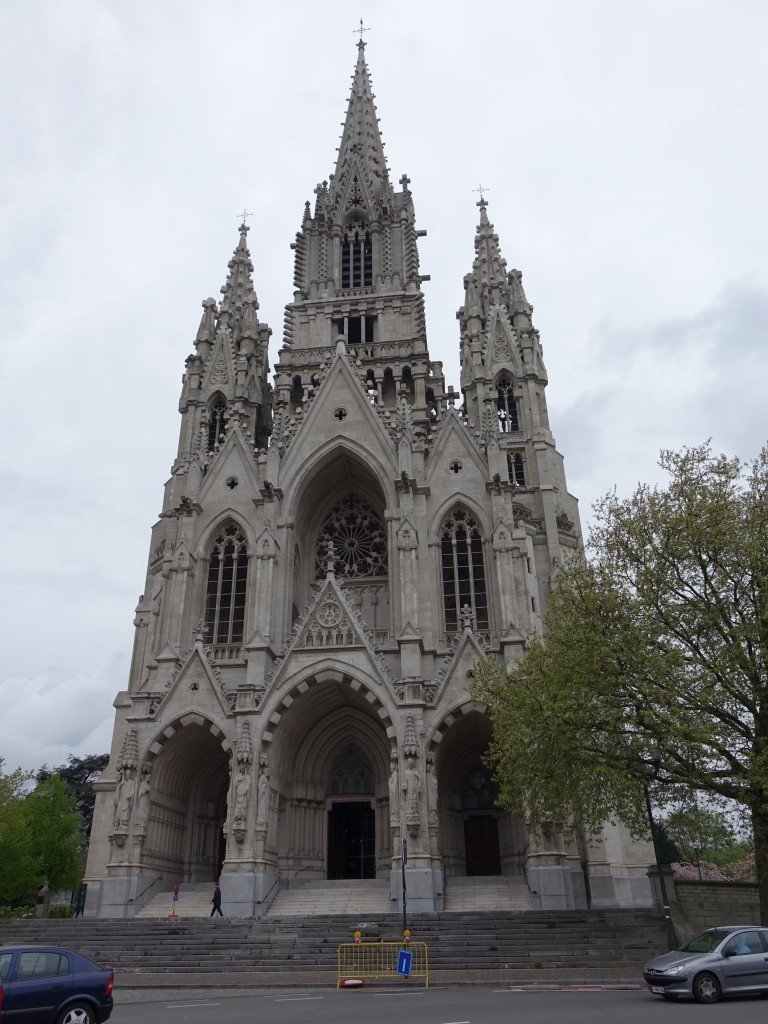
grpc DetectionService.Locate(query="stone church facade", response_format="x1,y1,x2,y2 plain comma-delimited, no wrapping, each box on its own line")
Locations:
84,41,653,917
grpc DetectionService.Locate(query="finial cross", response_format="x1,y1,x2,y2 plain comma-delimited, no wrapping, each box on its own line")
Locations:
355,19,370,42
473,184,490,200
238,209,253,227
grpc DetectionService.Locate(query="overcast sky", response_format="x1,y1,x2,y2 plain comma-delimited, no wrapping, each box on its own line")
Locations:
1,0,766,776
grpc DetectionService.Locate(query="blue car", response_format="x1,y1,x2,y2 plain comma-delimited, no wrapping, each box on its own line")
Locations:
0,946,113,1024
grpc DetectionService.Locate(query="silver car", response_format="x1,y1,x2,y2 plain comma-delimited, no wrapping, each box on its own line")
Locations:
644,925,768,1003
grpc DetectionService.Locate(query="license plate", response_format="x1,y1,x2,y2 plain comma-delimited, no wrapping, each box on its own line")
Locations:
650,986,665,994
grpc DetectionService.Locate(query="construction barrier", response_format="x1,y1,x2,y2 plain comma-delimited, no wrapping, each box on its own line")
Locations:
337,941,429,988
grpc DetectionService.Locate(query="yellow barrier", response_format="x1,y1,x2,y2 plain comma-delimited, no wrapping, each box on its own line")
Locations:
337,941,429,988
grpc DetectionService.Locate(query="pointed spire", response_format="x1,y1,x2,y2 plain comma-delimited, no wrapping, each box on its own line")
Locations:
195,297,217,353
472,198,508,294
328,40,390,215
219,222,257,331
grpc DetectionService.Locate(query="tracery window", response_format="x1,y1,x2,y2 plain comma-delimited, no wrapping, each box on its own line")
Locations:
330,747,373,795
461,766,498,810
204,523,248,645
440,507,489,632
496,377,519,432
341,227,373,289
315,494,387,579
207,397,228,451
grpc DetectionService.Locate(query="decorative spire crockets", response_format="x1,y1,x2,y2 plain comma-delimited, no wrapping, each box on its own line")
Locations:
219,223,259,333
458,198,544,388
326,39,391,219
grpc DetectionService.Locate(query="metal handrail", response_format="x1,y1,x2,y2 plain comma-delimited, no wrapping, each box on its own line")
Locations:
256,871,282,904
128,875,164,903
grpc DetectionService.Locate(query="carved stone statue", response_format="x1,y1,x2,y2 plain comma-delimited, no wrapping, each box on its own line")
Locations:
388,753,399,826
113,767,136,829
135,768,151,830
426,756,438,827
402,757,421,829
233,765,250,824
256,761,270,825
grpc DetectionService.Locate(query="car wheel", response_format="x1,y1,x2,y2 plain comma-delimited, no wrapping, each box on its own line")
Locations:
57,1003,95,1024
692,972,721,1004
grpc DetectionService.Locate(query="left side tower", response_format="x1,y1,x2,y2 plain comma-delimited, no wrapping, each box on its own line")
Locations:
84,226,274,916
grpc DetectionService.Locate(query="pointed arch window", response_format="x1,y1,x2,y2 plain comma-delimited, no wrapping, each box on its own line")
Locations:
508,452,526,487
330,747,373,795
341,227,373,289
496,377,519,432
204,523,249,645
440,508,489,632
207,398,228,451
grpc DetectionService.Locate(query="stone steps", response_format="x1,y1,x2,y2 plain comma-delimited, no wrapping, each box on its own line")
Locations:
265,878,390,917
443,875,533,912
136,883,215,919
0,908,666,973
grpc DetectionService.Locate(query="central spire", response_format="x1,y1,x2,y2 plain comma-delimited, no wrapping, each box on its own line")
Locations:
328,40,389,217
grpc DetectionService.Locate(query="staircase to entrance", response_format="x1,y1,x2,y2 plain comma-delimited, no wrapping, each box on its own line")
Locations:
443,874,533,912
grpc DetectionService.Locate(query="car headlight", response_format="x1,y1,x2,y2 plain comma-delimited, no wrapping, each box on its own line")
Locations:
664,964,686,975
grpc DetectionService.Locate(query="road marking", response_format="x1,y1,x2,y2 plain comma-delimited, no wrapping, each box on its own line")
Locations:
274,996,325,1002
373,990,425,996
166,1003,221,1008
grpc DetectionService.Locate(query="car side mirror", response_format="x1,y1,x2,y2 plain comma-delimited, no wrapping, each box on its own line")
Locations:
722,949,736,958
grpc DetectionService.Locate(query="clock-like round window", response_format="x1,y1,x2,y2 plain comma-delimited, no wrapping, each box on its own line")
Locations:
315,494,387,579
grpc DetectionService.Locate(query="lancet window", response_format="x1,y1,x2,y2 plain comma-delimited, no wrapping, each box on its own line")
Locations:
315,494,387,579
341,227,373,289
440,507,489,632
508,452,526,487
461,766,498,810
204,523,249,646
496,376,519,432
207,397,228,451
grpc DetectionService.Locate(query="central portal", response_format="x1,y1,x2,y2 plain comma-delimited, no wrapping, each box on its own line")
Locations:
327,802,375,879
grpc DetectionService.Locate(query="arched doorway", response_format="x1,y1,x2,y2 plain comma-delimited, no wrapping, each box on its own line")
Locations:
264,671,393,880
143,720,230,882
434,709,528,878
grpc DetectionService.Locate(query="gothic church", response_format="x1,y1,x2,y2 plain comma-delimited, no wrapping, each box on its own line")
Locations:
84,40,653,917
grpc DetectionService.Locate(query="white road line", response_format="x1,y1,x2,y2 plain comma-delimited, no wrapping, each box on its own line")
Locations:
166,1003,221,1008
274,996,325,1002
372,990,425,996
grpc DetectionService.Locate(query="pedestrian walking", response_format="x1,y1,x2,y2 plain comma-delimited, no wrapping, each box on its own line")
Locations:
210,882,223,917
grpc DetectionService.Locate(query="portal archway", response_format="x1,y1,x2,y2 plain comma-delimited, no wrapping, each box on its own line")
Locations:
142,718,231,882
263,672,393,880
431,707,528,877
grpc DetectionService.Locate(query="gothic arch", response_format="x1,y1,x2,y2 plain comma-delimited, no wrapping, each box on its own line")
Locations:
282,437,396,517
139,713,233,883
427,495,491,546
255,664,396,879
195,510,255,560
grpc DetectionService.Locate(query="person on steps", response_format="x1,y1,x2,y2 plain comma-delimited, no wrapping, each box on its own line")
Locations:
210,882,223,917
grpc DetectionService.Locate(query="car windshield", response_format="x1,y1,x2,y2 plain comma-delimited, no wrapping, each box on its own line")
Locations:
678,930,732,953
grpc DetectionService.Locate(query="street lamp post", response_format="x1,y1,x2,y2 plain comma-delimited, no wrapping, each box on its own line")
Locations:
645,749,678,951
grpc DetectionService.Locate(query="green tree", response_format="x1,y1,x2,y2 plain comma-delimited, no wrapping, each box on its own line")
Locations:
660,804,737,865
36,753,109,838
22,776,84,892
0,758,34,905
474,443,768,922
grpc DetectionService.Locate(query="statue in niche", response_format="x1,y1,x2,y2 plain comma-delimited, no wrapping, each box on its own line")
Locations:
388,753,399,826
426,756,439,827
233,765,250,824
402,757,421,829
256,759,270,825
113,767,136,829
135,768,152,830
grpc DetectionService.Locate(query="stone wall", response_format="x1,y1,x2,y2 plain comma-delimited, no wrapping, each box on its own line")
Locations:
648,869,761,937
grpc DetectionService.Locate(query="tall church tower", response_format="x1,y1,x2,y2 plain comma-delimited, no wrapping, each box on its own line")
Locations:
84,40,653,918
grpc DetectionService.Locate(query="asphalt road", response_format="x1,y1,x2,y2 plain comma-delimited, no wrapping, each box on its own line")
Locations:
112,986,768,1023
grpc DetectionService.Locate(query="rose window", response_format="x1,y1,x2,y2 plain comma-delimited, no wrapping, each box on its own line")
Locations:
315,494,388,579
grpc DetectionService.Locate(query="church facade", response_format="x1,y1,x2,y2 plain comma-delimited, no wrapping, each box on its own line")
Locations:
84,41,653,917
